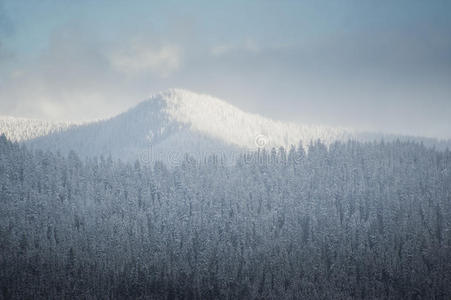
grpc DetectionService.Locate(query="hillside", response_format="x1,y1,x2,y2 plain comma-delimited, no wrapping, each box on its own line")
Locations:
2,89,449,165
24,89,354,163
0,116,76,142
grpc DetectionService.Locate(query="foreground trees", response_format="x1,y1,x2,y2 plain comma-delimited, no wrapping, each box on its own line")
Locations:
0,135,450,299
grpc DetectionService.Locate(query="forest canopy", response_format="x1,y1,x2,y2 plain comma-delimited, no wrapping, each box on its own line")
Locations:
0,134,450,299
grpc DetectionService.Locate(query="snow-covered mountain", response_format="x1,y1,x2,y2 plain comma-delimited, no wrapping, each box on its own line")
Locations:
0,116,76,142
19,89,353,164
2,89,450,165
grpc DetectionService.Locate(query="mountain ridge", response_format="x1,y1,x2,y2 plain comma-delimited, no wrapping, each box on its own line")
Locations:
0,116,77,142
1,89,450,165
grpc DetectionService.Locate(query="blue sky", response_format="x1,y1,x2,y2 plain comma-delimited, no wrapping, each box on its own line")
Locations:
1,0,450,138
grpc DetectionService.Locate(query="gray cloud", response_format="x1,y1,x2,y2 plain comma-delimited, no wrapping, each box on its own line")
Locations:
168,29,451,139
109,40,182,78
0,1,450,139
0,26,136,120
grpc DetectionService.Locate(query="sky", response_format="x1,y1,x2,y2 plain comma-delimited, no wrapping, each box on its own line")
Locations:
0,0,450,139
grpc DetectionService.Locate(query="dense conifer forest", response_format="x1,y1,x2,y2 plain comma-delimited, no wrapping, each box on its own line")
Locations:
1,134,450,299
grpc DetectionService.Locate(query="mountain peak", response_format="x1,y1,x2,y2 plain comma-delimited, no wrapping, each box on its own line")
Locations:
3,89,449,165
152,88,238,118
135,89,352,150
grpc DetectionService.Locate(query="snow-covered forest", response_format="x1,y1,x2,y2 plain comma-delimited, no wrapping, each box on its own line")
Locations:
0,116,76,143
1,134,450,299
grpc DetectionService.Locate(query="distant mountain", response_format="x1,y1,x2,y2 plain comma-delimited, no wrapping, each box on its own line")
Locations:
2,89,450,165
0,116,76,142
22,89,355,164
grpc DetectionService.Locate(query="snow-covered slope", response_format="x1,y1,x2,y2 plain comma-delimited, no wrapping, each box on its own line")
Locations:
25,89,356,164
160,89,353,149
0,116,76,142
5,89,449,164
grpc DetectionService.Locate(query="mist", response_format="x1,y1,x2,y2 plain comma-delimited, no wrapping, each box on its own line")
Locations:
1,0,450,138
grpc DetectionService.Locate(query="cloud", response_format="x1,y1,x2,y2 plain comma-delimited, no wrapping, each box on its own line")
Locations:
0,26,146,121
0,3,13,63
0,25,187,122
210,44,232,57
0,0,450,138
109,41,181,78
0,41,9,61
210,39,260,57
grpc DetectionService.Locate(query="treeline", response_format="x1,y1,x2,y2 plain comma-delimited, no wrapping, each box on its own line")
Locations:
0,134,450,299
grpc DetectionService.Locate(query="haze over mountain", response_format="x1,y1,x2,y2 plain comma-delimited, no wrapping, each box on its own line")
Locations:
1,89,450,165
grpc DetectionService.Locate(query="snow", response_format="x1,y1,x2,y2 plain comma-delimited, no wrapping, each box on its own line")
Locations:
2,89,449,162
151,89,354,150
0,116,77,142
